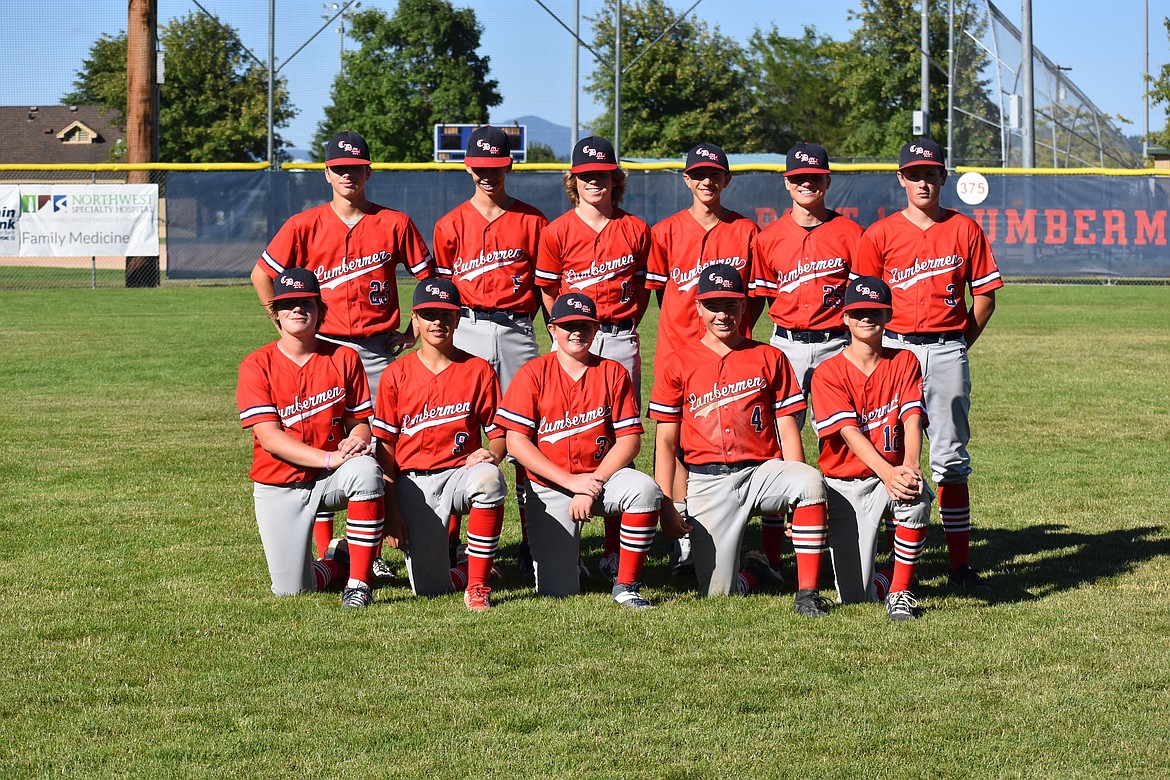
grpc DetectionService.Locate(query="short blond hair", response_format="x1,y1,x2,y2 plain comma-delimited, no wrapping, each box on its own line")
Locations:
563,168,627,207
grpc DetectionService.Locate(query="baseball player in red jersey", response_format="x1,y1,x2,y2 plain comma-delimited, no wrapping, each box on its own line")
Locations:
811,276,932,620
748,143,863,580
648,264,831,615
854,138,1002,591
433,125,548,575
251,130,435,392
250,130,433,578
237,267,384,608
372,279,507,610
495,292,663,608
647,142,760,580
535,135,652,406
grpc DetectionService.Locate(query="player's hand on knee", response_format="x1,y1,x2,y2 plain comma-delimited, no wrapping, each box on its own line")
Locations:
565,473,603,500
886,466,923,502
465,448,499,466
569,493,594,522
659,503,692,539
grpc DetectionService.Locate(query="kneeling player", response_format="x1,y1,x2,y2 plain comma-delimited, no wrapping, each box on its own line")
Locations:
373,279,507,611
237,266,384,608
648,265,831,616
495,292,662,608
811,276,932,621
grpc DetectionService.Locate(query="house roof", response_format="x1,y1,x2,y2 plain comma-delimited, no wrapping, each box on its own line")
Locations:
0,105,124,164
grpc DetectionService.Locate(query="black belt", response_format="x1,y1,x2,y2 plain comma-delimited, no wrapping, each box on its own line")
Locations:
887,330,964,345
597,318,636,334
686,460,765,476
402,467,449,478
773,326,847,343
460,307,533,325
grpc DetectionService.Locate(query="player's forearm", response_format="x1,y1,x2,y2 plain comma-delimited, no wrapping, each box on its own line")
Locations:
253,423,333,470
900,415,925,471
653,424,680,501
250,266,275,309
747,296,767,331
505,432,577,488
840,426,897,483
634,283,651,324
776,416,807,462
965,292,996,347
593,434,640,483
539,288,558,316
342,420,373,446
488,436,507,463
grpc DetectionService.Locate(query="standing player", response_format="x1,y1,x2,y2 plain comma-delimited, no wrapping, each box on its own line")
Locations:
748,142,863,579
854,138,1002,591
495,292,663,608
535,135,651,401
372,279,507,610
648,265,831,615
250,129,434,577
647,141,760,579
237,266,384,608
432,125,547,574
811,276,932,620
536,135,652,579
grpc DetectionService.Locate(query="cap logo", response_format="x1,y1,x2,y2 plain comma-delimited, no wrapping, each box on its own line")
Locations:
711,274,733,289
336,141,361,156
280,275,306,290
582,145,607,161
475,139,500,154
695,148,718,161
795,151,821,165
568,298,590,312
425,283,450,300
856,284,880,300
909,144,935,159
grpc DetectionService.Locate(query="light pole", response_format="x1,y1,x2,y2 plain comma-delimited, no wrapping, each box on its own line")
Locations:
1053,65,1072,167
322,2,359,71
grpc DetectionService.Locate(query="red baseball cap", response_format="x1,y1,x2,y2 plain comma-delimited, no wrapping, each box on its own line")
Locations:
272,267,321,301
571,136,618,174
325,130,371,167
464,126,512,168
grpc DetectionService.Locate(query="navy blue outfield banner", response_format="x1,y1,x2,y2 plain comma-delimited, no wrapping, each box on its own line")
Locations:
165,169,1169,280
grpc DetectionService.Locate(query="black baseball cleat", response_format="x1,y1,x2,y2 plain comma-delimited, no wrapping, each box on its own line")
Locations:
885,589,920,621
948,565,992,592
341,582,372,608
793,588,831,617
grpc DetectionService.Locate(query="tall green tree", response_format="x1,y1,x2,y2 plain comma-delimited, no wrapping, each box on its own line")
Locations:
586,0,764,158
749,26,844,154
64,13,296,163
314,1,501,163
1147,17,1170,149
828,0,999,164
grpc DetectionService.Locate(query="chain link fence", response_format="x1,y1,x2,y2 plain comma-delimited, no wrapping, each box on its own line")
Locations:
2,164,1168,291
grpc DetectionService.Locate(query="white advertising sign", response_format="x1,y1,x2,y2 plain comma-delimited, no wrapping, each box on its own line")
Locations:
0,187,19,256
2,184,160,257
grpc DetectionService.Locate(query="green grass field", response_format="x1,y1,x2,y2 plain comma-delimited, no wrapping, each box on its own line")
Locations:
1,285,1168,779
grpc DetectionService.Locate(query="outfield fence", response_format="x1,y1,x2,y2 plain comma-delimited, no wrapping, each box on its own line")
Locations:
2,163,1169,290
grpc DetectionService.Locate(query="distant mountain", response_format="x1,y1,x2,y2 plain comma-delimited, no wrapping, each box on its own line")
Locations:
497,115,573,161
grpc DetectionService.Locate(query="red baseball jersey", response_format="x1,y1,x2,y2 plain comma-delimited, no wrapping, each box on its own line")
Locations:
749,212,863,330
238,340,373,485
371,351,503,472
258,203,434,338
494,352,643,487
433,199,548,314
535,208,651,322
648,209,758,371
854,209,1004,334
647,340,807,466
811,348,927,479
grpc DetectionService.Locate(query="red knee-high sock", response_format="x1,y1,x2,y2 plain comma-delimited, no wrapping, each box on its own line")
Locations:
312,558,345,591
603,515,621,557
313,512,335,560
791,503,828,590
345,496,384,586
891,524,928,593
761,513,786,568
465,505,504,588
616,511,657,585
884,518,898,554
449,562,468,590
449,512,462,545
938,482,971,571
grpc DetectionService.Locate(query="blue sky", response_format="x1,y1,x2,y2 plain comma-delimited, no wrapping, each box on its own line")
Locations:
4,1,1166,153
